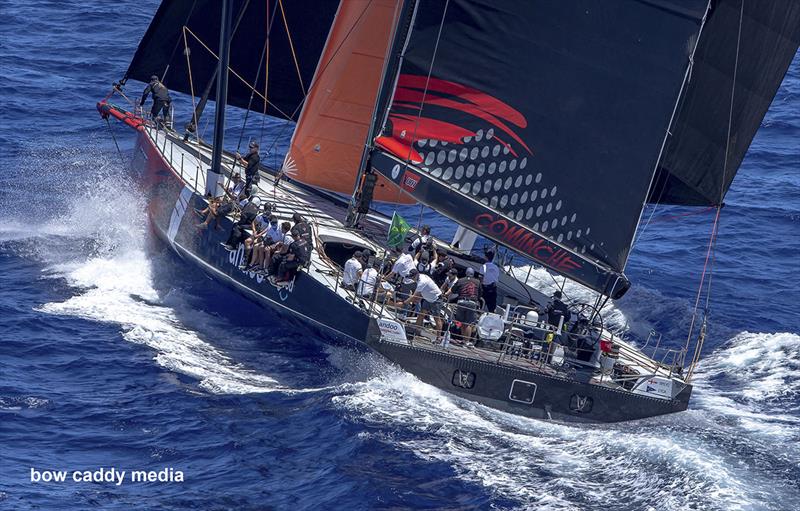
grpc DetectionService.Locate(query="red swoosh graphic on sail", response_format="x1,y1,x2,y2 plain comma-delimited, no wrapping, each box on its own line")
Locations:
376,74,532,162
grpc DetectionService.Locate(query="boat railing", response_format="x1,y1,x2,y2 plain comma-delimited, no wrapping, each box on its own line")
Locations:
613,335,687,381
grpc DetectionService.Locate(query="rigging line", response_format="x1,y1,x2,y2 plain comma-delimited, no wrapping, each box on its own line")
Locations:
182,26,205,174
684,205,721,375
687,0,744,380
277,0,305,95
394,0,450,206
182,27,199,139
183,26,295,121
223,30,270,195
159,0,199,83
105,117,124,164
259,0,277,149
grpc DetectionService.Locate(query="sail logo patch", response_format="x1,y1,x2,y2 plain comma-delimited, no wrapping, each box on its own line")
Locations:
401,170,420,192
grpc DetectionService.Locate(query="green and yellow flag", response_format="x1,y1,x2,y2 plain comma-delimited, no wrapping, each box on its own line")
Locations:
387,212,411,248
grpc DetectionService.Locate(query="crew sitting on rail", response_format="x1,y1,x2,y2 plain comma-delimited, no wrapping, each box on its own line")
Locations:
226,173,246,201
480,249,500,312
140,75,171,126
265,221,293,275
239,206,273,271
222,196,261,251
245,214,282,273
195,191,248,231
451,267,482,343
289,213,313,265
398,269,444,339
273,236,306,283
343,250,363,291
545,290,572,328
236,141,261,196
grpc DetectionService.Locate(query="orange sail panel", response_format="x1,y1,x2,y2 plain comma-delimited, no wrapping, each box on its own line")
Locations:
282,0,413,203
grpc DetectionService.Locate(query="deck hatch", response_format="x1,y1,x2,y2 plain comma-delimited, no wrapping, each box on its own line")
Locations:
509,379,537,404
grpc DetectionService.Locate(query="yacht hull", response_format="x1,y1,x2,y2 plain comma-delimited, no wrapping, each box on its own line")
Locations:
132,125,692,424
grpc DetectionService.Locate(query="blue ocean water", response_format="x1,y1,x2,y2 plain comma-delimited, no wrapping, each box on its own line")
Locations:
1,1,798,509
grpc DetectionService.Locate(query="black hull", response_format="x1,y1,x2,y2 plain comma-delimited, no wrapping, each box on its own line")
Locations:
367,339,691,423
136,129,692,423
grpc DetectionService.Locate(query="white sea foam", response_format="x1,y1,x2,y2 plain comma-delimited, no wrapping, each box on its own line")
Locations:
332,366,788,511
29,155,286,395
38,250,284,395
691,331,800,460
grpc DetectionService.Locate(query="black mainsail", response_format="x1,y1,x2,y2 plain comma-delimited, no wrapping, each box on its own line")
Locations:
123,0,338,119
649,0,800,206
367,0,708,298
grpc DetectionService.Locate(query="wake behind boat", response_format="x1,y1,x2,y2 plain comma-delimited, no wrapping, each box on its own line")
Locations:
98,0,800,423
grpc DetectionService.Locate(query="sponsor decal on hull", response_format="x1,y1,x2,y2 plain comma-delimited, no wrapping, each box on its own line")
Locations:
225,243,295,301
377,318,407,344
167,185,193,248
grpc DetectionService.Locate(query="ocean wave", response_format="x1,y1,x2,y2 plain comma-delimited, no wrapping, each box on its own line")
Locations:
331,365,798,511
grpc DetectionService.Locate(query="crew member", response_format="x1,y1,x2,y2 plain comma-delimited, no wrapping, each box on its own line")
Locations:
545,290,572,328
399,269,444,338
411,225,432,254
387,245,415,282
431,248,455,286
481,249,500,312
343,250,363,291
222,197,260,250
289,212,313,264
357,259,381,298
140,75,171,123
451,267,482,342
237,141,261,195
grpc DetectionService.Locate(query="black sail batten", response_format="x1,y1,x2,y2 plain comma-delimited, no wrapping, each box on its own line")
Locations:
368,0,707,296
649,0,800,206
124,0,339,118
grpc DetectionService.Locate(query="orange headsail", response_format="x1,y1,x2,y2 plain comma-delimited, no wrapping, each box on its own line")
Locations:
282,0,414,204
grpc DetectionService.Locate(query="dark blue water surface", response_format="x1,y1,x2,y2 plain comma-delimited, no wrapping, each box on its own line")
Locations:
1,2,799,510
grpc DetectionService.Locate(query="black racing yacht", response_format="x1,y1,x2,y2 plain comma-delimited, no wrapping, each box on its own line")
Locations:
97,0,800,423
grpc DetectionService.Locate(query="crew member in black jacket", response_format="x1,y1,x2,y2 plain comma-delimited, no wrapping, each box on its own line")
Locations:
237,141,261,195
140,75,171,122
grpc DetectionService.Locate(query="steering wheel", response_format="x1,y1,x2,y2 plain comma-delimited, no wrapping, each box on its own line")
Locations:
568,301,605,345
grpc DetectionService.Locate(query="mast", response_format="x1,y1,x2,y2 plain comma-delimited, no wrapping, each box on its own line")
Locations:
345,0,418,227
206,0,234,196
